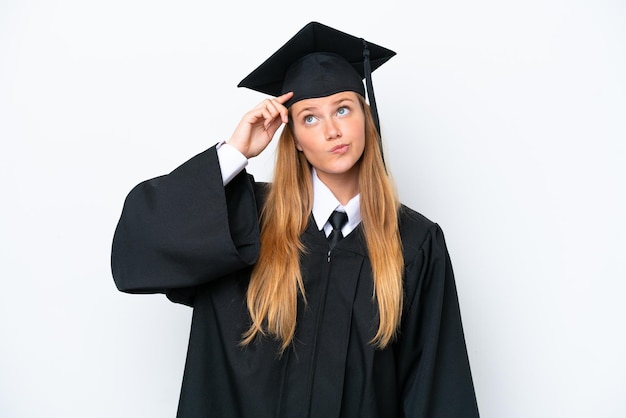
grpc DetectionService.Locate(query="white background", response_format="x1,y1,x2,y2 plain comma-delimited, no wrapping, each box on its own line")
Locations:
1,1,624,417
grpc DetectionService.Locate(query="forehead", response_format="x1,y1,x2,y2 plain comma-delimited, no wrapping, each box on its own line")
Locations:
290,91,361,112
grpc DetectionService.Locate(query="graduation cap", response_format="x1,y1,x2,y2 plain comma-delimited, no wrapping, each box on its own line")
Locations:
238,21,396,157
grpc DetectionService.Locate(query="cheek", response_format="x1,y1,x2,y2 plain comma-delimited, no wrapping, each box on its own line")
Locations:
354,127,366,156
357,139,366,156
293,130,316,154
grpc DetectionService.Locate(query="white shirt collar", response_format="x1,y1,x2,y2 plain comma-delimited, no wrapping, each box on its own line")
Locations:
311,168,362,237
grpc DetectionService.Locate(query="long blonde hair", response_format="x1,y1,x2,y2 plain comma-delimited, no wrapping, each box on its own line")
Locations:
242,96,403,352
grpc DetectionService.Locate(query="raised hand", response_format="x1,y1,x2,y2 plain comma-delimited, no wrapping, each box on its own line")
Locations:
227,92,294,159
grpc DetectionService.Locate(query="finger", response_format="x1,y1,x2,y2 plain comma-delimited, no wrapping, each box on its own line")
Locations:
264,99,286,129
262,107,277,130
264,116,283,138
275,91,294,104
270,94,292,124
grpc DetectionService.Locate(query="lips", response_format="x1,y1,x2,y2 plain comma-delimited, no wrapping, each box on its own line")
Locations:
330,144,349,154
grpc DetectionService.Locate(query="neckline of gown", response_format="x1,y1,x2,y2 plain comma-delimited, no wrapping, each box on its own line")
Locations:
303,214,368,257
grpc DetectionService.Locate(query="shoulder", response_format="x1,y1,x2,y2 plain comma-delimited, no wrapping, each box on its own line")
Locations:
398,204,447,264
397,205,455,312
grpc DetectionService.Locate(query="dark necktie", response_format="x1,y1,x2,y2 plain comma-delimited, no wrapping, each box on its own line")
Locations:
328,210,348,251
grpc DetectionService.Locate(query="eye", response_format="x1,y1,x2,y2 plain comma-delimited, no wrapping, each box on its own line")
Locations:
304,115,318,125
336,106,350,116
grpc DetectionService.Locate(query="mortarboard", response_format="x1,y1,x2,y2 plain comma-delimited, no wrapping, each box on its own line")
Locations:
238,21,395,156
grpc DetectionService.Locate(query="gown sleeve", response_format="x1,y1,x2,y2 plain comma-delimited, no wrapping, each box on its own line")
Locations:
397,223,480,417
110,145,263,304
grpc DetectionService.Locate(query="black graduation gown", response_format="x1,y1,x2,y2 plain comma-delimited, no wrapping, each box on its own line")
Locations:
111,146,479,418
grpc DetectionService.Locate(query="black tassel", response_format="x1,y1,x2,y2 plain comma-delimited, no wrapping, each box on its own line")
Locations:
362,39,385,165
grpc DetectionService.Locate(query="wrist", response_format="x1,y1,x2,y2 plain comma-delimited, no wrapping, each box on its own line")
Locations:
226,138,250,159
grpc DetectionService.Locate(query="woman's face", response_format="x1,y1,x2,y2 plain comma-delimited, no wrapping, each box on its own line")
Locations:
290,91,366,183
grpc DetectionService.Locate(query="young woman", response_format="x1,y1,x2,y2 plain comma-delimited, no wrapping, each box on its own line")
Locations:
112,22,479,417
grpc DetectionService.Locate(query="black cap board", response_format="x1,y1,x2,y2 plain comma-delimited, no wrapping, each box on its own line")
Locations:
238,21,396,150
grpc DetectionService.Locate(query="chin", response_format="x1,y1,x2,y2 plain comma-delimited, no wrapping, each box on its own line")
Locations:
327,162,360,176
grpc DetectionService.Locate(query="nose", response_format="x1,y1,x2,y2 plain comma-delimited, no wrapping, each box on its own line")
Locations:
325,119,342,140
